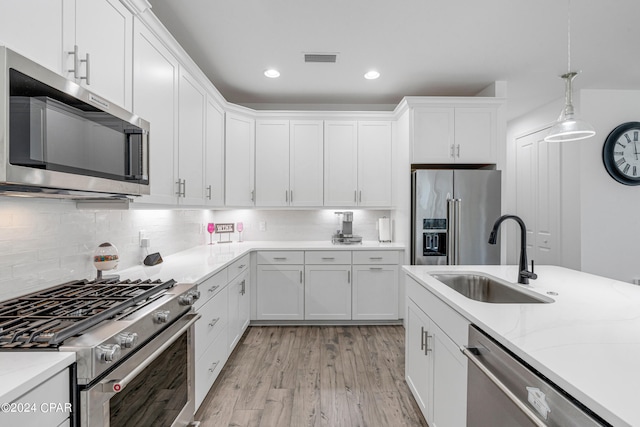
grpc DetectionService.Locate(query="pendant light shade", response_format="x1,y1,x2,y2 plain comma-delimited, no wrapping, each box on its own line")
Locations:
544,0,595,143
544,72,595,142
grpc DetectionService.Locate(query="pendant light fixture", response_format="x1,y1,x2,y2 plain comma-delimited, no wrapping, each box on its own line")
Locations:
544,0,595,142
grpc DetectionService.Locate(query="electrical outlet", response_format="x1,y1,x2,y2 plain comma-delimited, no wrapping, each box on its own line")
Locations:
139,230,147,245
259,221,267,232
140,238,150,248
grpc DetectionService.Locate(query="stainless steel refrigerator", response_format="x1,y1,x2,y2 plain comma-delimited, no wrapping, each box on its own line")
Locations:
411,169,501,265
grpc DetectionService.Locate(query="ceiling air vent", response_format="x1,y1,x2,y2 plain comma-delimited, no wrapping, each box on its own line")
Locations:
304,53,338,63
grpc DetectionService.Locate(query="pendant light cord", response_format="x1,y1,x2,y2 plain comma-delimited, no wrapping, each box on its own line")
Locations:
567,0,571,73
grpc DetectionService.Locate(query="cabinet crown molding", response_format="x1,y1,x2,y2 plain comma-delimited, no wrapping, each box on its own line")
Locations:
120,0,152,15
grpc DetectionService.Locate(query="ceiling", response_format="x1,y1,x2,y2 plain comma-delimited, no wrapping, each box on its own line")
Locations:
148,0,640,120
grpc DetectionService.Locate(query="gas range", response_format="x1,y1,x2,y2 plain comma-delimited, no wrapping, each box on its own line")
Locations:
0,278,200,384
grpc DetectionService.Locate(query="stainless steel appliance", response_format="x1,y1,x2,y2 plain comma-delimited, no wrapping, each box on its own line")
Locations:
332,211,362,244
463,325,609,426
0,278,201,427
411,169,501,265
0,46,150,198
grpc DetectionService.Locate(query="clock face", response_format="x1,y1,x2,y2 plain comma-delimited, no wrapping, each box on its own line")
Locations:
602,122,640,185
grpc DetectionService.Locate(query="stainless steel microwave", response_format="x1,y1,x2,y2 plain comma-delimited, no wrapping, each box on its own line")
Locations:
0,47,150,198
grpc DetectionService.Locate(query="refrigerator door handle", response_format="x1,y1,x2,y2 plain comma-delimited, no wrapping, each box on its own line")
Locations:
447,199,456,265
454,198,462,264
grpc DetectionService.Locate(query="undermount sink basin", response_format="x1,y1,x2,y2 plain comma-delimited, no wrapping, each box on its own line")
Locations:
430,272,553,304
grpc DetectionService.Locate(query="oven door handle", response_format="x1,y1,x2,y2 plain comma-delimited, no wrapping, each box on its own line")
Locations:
101,312,201,393
461,346,547,427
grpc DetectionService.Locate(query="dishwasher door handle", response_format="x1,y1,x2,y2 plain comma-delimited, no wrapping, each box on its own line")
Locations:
461,346,547,427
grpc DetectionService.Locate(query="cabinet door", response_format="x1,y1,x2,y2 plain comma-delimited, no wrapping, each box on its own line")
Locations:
406,300,432,421
0,0,68,74
454,107,496,163
228,271,249,351
290,120,324,206
357,121,392,206
256,265,304,320
324,121,358,206
239,271,250,332
204,98,225,206
132,20,178,205
255,120,290,206
177,69,206,205
304,265,351,320
432,321,467,427
225,112,255,206
411,107,454,163
352,265,398,320
75,0,132,109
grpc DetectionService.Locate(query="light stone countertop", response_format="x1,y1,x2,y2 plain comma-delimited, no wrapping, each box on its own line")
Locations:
403,264,640,427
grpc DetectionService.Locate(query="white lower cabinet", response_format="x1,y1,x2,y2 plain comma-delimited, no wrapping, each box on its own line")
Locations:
405,275,469,427
352,264,398,320
256,264,304,320
304,264,351,320
228,265,250,351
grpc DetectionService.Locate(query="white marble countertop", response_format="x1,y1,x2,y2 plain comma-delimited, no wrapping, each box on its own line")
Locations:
0,352,76,404
403,264,640,427
0,240,404,404
119,240,406,284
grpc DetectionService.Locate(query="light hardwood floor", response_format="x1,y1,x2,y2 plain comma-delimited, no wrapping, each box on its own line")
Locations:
195,325,428,427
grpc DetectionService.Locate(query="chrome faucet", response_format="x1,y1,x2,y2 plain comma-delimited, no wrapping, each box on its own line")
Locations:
488,214,537,284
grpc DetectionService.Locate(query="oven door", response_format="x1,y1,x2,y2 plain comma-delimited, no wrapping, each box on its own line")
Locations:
80,312,200,427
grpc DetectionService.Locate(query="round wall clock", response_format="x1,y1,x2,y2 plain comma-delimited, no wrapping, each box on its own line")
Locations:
602,121,640,185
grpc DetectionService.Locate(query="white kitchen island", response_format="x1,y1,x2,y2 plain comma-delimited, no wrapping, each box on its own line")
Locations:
404,264,640,427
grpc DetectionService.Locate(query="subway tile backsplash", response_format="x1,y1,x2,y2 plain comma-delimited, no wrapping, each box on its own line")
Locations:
0,199,388,301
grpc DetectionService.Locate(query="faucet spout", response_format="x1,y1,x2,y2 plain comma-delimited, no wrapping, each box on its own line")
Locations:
488,214,537,284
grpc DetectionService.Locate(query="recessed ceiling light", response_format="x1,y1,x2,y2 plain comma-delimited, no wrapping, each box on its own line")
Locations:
364,70,380,80
264,69,280,78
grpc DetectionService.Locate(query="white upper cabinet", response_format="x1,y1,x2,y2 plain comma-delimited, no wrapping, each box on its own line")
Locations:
290,120,324,206
255,119,324,207
73,0,133,109
0,0,132,108
225,112,255,207
411,105,497,164
204,98,225,207
324,121,358,207
177,68,206,205
325,120,392,207
132,19,179,205
357,121,392,206
255,120,290,207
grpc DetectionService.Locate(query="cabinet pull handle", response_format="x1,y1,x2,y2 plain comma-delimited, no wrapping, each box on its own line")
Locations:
359,190,362,203
208,317,220,327
290,190,293,203
456,144,460,158
79,52,91,85
425,333,433,355
369,267,383,271
208,360,220,373
182,179,187,197
369,257,383,260
450,144,455,157
175,179,185,197
68,45,80,79
240,279,246,295
420,326,426,351
251,189,255,202
273,257,287,261
238,264,246,269
348,270,351,283
207,185,212,200
300,270,303,283
208,285,219,293
321,257,335,260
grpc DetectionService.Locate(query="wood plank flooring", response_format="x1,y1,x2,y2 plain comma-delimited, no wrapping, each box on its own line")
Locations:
195,325,428,427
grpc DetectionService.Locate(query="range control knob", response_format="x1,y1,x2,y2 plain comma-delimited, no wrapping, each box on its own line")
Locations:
117,332,139,349
189,289,201,301
179,293,195,306
153,310,171,324
97,344,122,363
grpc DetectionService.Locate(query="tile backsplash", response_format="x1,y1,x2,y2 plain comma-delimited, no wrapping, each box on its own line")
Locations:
0,199,388,300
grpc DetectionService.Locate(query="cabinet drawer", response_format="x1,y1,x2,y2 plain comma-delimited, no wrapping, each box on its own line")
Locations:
195,326,228,410
195,286,228,360
228,254,250,280
305,250,351,264
352,250,399,264
194,269,227,310
7,368,70,427
407,275,469,346
257,250,304,264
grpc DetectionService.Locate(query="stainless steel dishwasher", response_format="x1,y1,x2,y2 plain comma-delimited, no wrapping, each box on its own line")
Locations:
462,325,611,427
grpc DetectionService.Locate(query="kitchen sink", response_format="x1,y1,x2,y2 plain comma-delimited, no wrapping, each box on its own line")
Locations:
430,272,553,304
